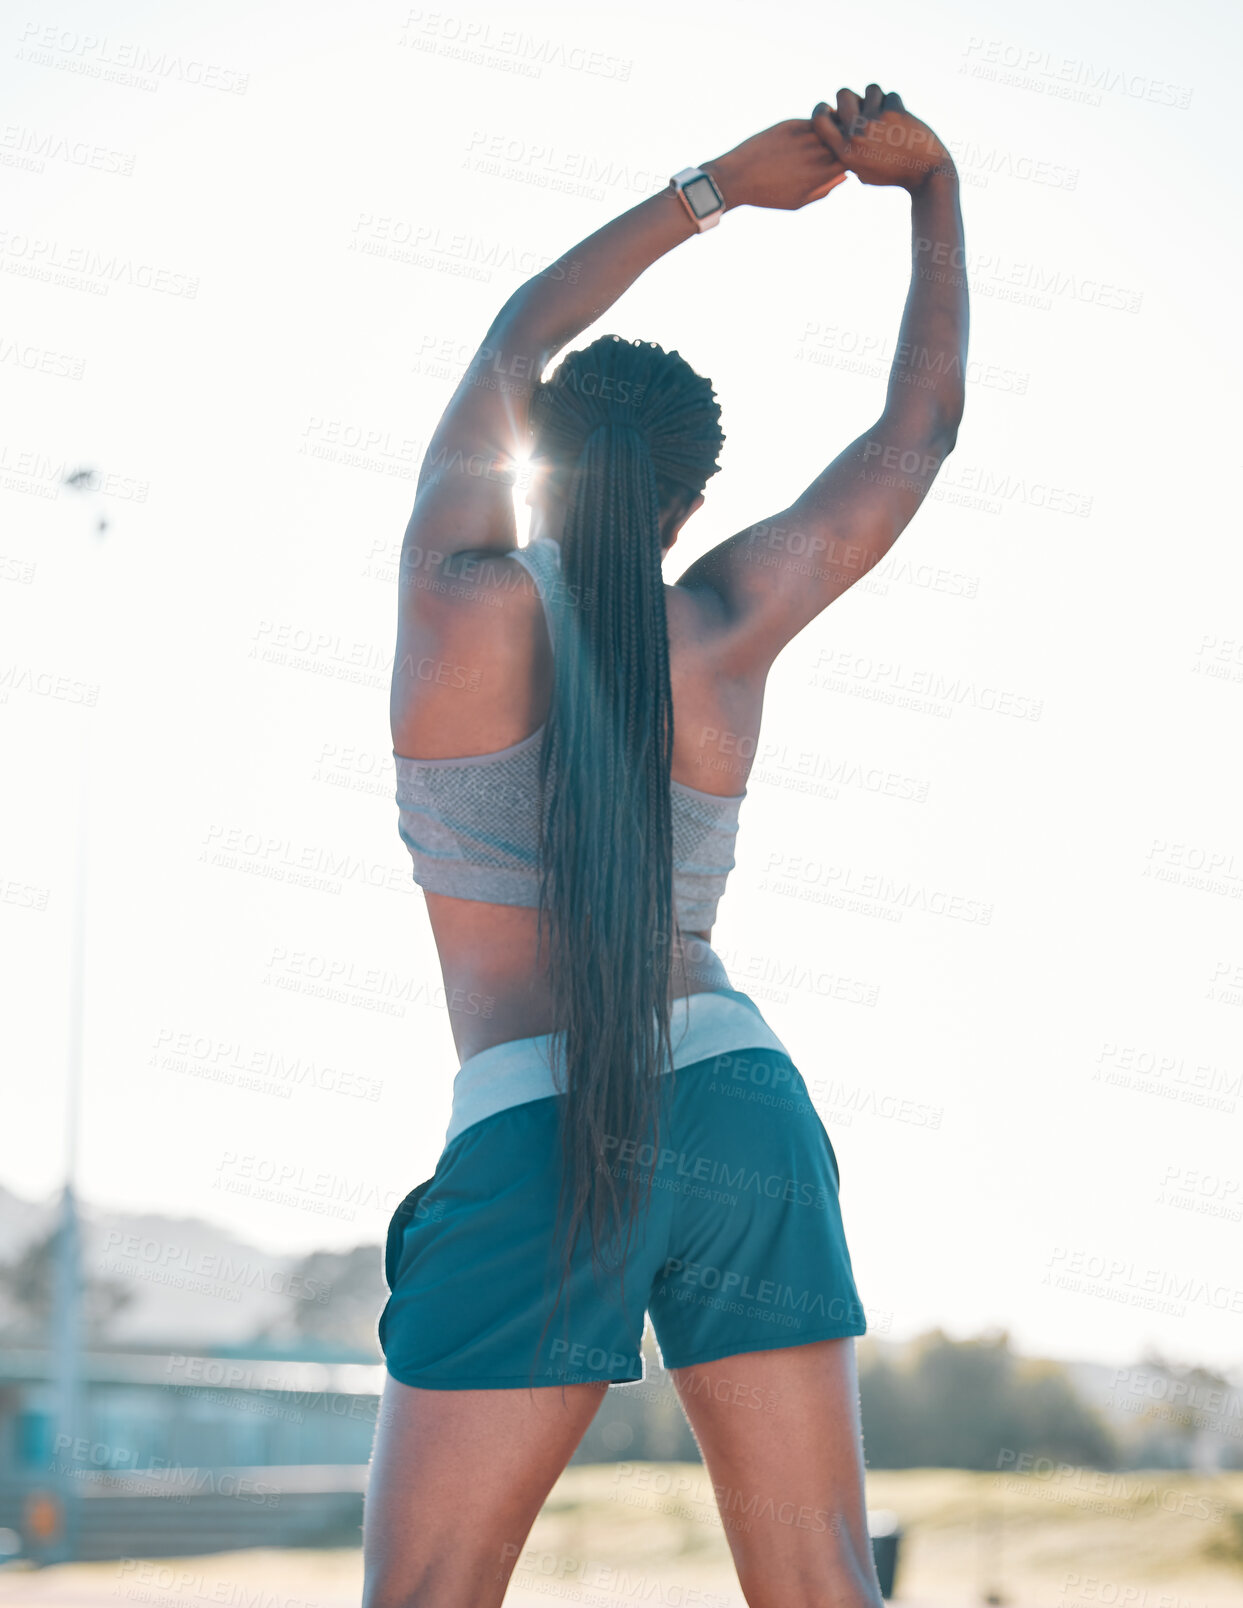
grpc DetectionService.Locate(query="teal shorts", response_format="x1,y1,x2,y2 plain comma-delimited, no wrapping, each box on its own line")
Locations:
378,1045,867,1389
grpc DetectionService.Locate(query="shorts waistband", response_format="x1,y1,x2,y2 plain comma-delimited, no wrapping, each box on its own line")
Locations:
445,988,792,1147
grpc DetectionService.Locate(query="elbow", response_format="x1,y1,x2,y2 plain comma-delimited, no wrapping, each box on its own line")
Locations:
931,397,964,456
885,393,964,459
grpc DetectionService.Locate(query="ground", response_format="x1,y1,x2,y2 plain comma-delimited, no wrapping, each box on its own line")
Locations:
0,1467,1240,1606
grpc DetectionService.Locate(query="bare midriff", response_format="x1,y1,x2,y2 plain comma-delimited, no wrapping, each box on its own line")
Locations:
422,895,731,1064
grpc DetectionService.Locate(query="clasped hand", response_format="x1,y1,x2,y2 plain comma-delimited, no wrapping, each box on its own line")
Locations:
706,83,952,212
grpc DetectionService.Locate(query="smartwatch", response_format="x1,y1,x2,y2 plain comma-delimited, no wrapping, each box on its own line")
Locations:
669,166,726,231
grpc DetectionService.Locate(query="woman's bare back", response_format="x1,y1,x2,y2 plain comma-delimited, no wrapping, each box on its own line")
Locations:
391,551,766,1062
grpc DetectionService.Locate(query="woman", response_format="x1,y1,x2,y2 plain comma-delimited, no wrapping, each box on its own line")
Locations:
366,84,968,1608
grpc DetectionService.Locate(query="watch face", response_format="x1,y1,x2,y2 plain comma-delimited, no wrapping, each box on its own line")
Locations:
684,174,721,218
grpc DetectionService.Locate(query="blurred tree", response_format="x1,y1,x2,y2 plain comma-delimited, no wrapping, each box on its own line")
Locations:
856,1340,916,1466
1125,1352,1239,1470
275,1244,387,1358
0,1227,134,1343
1012,1357,1116,1468
858,1328,1119,1470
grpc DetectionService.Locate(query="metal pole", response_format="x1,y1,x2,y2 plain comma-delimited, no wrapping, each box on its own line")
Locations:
47,478,103,1563
49,1184,84,1562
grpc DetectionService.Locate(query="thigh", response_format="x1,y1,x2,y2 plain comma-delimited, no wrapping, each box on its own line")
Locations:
670,1338,883,1608
363,1372,607,1608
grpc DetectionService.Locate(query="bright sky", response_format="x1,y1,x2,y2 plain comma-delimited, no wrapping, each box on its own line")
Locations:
2,0,1240,1374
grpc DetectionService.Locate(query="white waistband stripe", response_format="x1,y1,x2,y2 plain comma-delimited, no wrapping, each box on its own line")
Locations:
444,988,791,1147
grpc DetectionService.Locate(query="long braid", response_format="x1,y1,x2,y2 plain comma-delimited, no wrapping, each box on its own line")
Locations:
525,335,724,1384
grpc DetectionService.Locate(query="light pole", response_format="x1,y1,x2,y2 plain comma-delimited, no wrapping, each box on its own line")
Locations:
46,467,108,1563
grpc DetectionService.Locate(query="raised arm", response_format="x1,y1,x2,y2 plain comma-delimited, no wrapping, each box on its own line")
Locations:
399,121,847,589
676,85,969,670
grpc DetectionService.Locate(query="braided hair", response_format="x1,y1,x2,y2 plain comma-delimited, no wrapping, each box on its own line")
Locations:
525,333,725,1380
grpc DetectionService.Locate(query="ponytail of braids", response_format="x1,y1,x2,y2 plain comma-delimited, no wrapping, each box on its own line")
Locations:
526,334,725,1379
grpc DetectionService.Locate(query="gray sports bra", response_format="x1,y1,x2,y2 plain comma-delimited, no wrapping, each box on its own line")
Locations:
393,537,746,933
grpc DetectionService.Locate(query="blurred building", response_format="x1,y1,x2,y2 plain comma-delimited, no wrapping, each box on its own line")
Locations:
0,1348,379,1560
0,1337,699,1561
